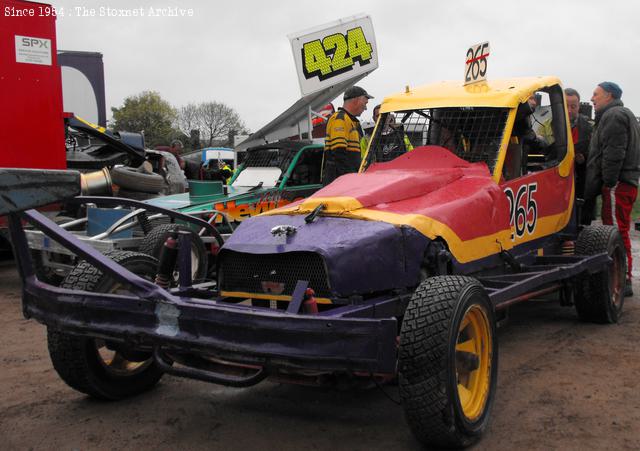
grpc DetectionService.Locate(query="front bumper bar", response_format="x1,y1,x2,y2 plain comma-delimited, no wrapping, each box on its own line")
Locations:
23,279,399,375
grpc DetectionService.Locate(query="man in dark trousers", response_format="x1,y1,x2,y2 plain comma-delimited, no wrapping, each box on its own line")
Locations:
585,81,640,296
322,86,373,185
564,88,594,223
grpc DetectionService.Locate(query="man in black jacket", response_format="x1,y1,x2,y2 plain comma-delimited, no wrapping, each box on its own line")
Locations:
565,88,594,223
585,81,640,296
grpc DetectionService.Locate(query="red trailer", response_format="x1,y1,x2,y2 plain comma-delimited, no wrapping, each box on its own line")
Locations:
0,0,66,248
0,0,66,170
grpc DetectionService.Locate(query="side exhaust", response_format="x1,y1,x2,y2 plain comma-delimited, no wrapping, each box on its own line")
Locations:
80,167,113,196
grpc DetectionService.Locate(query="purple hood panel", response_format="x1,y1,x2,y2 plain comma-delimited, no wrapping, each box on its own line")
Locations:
221,214,431,297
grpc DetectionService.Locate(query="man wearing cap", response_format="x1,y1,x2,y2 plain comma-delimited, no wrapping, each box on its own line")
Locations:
322,86,373,185
586,81,640,296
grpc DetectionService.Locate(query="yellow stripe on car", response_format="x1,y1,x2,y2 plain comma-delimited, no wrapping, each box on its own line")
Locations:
264,184,574,264
220,291,333,305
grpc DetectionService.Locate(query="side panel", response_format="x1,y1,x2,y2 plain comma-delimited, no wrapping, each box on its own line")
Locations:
211,186,319,224
500,165,574,253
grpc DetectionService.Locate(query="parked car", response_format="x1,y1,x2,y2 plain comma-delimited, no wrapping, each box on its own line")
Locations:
26,140,324,284
2,77,624,449
147,140,324,229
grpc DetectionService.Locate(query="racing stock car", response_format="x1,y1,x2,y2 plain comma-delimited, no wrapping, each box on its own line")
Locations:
3,77,625,448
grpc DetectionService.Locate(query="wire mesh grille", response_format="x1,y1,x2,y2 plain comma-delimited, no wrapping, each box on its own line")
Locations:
243,148,291,170
219,250,331,298
366,107,509,172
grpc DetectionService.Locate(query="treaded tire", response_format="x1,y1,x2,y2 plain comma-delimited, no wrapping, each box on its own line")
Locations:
399,276,498,449
47,250,165,400
32,250,69,286
111,166,166,193
140,224,208,282
32,216,82,286
574,224,626,323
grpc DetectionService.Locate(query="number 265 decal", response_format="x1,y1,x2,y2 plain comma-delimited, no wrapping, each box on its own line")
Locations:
504,183,538,240
302,27,373,81
464,42,489,85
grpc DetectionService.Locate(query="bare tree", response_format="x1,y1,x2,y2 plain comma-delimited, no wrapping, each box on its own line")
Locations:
177,101,245,147
177,103,199,137
198,101,245,147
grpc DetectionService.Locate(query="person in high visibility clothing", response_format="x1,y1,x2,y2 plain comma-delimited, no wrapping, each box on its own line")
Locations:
218,160,233,184
322,86,373,185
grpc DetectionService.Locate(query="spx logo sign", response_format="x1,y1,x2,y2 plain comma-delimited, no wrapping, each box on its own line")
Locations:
15,35,52,66
21,37,49,48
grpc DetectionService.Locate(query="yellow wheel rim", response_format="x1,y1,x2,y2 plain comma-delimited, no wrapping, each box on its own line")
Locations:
93,278,153,376
95,339,151,376
455,304,492,421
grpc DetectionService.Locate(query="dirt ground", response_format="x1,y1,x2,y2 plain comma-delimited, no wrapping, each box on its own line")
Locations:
1,239,640,450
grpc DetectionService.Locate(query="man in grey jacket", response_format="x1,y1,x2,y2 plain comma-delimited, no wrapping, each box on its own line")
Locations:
585,81,640,296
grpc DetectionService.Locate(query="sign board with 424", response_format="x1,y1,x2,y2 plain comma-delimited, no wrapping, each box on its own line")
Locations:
302,27,373,81
289,15,378,96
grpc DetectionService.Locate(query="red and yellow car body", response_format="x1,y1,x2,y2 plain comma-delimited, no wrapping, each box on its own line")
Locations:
221,77,576,300
258,76,575,279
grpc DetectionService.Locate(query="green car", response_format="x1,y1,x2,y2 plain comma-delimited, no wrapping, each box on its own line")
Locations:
146,140,324,231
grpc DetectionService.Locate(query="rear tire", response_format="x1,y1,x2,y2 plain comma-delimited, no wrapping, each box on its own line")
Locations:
32,215,82,286
111,166,166,193
47,251,165,400
140,224,208,282
399,276,498,449
574,224,626,323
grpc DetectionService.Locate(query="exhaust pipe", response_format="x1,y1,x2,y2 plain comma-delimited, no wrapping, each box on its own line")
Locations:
80,167,113,196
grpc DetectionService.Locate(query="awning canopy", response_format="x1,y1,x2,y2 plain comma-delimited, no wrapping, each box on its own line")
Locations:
236,74,368,151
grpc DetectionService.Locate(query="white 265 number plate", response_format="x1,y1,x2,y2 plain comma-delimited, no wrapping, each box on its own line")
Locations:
464,42,490,85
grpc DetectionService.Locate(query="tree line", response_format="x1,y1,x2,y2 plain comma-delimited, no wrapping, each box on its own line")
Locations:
110,91,247,150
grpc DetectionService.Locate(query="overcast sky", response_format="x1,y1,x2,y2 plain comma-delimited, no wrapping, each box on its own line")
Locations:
50,0,640,132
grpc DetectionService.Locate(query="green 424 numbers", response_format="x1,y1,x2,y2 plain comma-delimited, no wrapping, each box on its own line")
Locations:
302,27,373,81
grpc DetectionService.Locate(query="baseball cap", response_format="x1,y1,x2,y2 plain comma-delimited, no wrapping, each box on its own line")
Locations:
344,86,374,101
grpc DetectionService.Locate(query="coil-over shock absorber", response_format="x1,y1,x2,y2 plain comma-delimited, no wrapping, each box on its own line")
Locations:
154,232,179,289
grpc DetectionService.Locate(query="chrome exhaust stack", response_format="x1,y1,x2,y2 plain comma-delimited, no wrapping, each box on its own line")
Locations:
80,167,113,196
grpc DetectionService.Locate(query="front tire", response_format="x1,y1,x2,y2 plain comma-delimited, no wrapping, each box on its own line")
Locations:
574,224,626,323
47,251,165,400
399,276,498,449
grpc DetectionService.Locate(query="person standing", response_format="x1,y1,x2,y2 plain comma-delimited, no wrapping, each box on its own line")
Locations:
585,81,640,296
564,88,594,223
322,86,372,185
366,104,414,160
